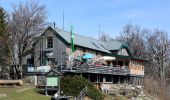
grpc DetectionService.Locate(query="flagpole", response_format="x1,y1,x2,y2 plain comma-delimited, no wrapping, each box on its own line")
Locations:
70,25,75,69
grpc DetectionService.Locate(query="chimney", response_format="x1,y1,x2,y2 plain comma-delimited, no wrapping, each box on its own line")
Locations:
53,22,56,28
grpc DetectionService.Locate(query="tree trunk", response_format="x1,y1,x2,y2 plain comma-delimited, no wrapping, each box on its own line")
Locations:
18,56,23,79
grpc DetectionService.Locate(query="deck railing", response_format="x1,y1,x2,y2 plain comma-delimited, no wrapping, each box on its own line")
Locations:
26,64,130,75
27,66,51,73
62,65,130,75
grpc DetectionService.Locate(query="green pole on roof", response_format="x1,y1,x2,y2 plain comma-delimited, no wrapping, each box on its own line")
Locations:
71,25,75,53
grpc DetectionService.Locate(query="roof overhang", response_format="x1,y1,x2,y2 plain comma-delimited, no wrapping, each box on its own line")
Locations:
107,54,147,62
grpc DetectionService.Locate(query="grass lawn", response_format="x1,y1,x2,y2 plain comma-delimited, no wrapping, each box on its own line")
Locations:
0,85,51,100
0,84,152,100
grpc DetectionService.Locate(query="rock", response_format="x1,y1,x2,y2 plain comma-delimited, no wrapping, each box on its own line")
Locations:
0,93,7,98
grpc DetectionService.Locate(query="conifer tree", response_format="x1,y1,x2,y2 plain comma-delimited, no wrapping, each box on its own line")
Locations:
0,7,12,79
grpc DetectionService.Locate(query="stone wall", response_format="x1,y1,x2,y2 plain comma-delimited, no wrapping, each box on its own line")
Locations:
24,75,37,85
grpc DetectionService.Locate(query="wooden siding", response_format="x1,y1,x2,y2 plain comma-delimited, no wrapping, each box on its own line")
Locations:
118,48,129,56
128,60,144,75
34,39,41,67
52,31,67,65
34,30,67,66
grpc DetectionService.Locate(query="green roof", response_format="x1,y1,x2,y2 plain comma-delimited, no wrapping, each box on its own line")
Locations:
104,41,127,50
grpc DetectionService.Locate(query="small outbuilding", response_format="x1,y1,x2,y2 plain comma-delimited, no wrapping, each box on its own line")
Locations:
45,69,62,96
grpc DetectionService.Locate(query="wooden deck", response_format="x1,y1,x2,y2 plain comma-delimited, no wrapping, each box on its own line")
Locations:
24,65,139,76
61,65,130,75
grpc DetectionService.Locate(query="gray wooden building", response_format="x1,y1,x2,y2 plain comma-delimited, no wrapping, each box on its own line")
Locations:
27,26,146,88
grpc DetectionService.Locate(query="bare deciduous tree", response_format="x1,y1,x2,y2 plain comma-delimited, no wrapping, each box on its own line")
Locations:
118,24,148,58
9,1,48,79
99,32,114,42
118,24,170,99
145,29,170,99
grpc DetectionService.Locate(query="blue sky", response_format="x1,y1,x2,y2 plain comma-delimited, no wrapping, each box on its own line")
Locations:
1,0,170,38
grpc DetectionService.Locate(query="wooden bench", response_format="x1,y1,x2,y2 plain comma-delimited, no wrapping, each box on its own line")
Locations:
0,80,23,87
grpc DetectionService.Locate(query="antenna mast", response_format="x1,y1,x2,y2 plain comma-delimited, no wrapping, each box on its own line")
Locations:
99,24,101,39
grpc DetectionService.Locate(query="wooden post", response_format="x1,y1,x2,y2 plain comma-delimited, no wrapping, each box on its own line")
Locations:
88,73,90,81
136,77,138,86
58,76,61,96
103,74,106,83
141,77,143,86
135,77,136,85
125,76,127,84
138,77,139,86
111,75,113,83
132,77,133,85
45,76,48,96
123,60,125,66
127,76,129,85
118,76,120,84
36,75,38,86
135,77,137,85
134,77,136,85
112,75,114,84
98,74,100,83
97,74,98,83
139,77,141,86
137,77,138,86
132,77,134,85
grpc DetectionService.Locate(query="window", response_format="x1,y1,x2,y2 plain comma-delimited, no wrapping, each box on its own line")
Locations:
47,37,53,48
